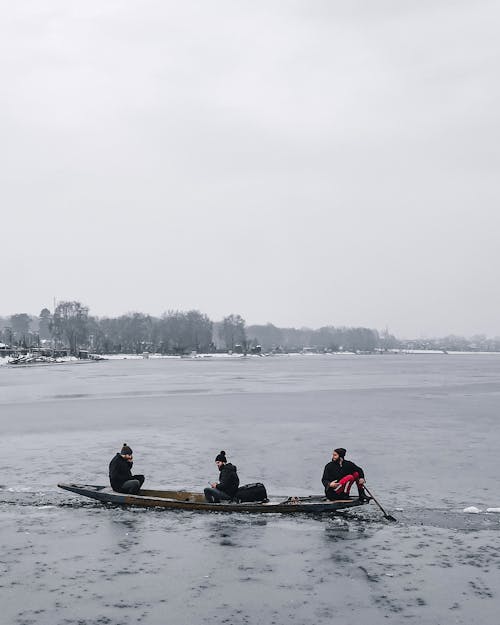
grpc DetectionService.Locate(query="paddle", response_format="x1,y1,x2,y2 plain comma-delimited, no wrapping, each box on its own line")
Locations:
362,485,397,522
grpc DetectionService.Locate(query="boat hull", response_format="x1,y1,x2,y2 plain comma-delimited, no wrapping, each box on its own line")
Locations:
58,483,369,513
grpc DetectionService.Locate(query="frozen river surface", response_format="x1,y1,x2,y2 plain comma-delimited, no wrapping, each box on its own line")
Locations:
1,354,499,624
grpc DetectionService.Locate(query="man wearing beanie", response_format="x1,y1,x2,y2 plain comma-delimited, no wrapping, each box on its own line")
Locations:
204,451,240,503
109,443,145,495
321,447,366,501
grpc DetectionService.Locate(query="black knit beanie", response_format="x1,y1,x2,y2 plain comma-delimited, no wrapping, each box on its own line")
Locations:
215,450,227,463
334,447,346,458
121,443,133,455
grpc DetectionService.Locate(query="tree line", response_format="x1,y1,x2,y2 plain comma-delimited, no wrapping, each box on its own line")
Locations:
0,304,252,355
0,302,385,355
2,302,499,355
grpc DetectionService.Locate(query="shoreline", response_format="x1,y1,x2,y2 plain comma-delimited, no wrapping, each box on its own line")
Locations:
3,349,500,367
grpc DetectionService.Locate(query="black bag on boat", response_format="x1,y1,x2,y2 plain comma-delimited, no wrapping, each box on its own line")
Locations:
235,482,268,503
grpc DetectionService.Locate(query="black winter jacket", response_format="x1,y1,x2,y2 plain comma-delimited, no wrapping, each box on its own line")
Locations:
109,453,134,491
216,463,239,498
322,459,365,493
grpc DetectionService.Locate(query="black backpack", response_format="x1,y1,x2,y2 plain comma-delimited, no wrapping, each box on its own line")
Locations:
236,482,268,503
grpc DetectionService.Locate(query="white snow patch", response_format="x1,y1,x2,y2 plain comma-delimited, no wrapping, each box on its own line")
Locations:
486,507,500,513
463,506,482,514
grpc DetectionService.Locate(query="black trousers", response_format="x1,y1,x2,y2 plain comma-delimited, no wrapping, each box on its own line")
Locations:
119,474,145,495
204,487,232,503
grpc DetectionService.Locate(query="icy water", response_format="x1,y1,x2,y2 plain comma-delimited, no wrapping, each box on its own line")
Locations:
1,354,499,625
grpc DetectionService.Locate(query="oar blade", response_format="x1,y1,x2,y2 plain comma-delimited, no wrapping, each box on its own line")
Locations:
363,485,397,522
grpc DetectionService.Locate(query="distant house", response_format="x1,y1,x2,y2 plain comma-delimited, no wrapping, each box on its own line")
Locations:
0,342,14,356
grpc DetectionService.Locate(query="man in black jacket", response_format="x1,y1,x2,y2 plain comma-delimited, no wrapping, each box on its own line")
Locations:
204,450,239,502
322,447,366,501
109,443,145,495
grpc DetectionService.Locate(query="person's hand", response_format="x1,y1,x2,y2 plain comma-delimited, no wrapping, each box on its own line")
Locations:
210,483,217,488
358,478,365,486
329,481,338,488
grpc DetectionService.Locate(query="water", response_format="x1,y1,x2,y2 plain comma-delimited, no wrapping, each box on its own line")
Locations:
1,354,499,624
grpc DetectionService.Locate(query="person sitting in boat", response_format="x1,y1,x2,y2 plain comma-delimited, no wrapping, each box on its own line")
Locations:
322,447,366,501
204,450,239,503
109,443,145,495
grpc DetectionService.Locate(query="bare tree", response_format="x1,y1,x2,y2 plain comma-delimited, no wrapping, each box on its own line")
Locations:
9,313,31,340
39,308,52,340
220,314,247,352
51,301,89,355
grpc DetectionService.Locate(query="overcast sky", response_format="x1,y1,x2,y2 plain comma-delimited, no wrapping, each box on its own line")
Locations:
1,0,499,338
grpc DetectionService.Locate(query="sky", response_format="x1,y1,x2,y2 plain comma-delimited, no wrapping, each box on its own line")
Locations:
1,0,499,338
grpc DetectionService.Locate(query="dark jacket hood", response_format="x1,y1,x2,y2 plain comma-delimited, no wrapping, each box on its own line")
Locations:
220,462,237,472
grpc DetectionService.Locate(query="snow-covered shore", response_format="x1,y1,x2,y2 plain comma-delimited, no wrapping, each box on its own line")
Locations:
3,349,500,367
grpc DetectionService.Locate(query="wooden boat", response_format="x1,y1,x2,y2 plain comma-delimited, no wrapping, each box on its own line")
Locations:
58,483,370,514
